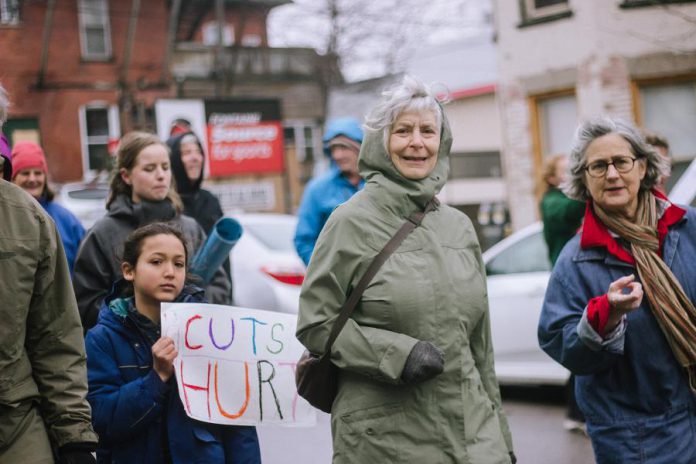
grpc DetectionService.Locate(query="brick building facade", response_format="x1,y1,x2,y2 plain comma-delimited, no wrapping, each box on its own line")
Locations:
0,0,326,215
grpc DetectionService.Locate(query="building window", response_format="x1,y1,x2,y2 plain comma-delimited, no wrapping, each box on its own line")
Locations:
0,0,19,25
532,92,578,162
78,0,112,60
202,21,234,46
638,80,696,191
449,151,503,179
241,34,262,47
283,119,323,163
79,104,120,178
519,0,572,27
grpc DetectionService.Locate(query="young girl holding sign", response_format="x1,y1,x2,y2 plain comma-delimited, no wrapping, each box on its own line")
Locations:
85,223,261,464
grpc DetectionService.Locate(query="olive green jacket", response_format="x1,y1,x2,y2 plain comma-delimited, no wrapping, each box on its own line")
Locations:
296,115,514,463
0,180,97,450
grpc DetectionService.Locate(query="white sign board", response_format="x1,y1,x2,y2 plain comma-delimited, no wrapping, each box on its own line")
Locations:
161,303,315,427
206,181,276,211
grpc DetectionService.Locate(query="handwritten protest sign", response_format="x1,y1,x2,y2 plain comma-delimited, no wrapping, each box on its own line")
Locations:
161,303,316,427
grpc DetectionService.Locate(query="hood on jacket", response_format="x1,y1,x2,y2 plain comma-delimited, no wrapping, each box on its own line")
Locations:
322,117,364,157
97,278,206,329
357,104,452,211
107,193,177,226
166,131,205,195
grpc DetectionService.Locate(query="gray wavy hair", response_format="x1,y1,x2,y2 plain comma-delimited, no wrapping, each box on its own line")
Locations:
563,116,670,201
0,83,8,127
364,75,444,150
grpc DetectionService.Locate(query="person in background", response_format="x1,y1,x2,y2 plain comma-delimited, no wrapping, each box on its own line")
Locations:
73,131,231,332
643,131,671,193
85,223,260,463
166,131,224,235
11,141,85,273
294,117,364,265
539,154,586,266
297,77,515,463
538,117,696,464
0,83,98,463
166,130,233,289
169,118,192,137
538,154,587,434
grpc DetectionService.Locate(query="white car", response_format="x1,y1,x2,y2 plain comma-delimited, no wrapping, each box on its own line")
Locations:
483,222,569,386
228,213,305,315
484,170,696,387
56,182,109,230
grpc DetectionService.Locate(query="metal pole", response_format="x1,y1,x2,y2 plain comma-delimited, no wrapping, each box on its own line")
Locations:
37,0,56,88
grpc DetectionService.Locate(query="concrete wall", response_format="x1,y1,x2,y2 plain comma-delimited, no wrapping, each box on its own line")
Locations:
447,93,502,152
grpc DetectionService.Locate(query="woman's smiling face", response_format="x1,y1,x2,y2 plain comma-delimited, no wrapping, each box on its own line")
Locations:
388,109,440,180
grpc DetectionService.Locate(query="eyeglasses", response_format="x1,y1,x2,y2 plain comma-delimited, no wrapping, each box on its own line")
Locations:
584,156,638,178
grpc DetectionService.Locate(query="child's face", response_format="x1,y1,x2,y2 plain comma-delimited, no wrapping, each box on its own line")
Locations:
120,144,172,203
123,234,186,303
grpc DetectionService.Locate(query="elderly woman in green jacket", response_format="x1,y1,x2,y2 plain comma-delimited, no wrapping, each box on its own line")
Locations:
296,76,515,464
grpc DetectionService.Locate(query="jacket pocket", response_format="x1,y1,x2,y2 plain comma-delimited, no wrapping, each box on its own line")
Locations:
461,378,508,461
334,403,404,463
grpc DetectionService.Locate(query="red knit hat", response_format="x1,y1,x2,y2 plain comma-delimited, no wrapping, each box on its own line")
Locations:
11,141,48,180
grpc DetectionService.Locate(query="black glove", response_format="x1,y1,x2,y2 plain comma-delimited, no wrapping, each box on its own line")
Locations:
401,341,444,384
509,451,517,464
58,442,96,464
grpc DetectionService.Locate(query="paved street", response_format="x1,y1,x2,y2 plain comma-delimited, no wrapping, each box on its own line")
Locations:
502,386,594,464
258,386,595,463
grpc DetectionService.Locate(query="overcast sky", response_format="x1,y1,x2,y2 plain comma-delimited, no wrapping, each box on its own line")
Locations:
267,0,492,82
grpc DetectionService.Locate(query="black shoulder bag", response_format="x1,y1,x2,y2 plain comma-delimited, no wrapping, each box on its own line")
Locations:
295,197,438,413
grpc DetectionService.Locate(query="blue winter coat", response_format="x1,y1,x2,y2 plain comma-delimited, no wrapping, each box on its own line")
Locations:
538,206,696,464
85,282,260,464
40,198,85,273
294,117,364,265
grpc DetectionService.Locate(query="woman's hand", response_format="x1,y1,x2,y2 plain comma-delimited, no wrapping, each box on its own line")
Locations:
605,274,643,333
401,341,444,384
152,336,178,382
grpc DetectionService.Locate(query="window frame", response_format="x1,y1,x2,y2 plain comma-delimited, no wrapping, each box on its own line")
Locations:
529,88,578,190
631,75,696,195
0,0,20,26
518,0,573,27
79,103,120,179
78,0,112,61
283,119,322,164
449,151,503,180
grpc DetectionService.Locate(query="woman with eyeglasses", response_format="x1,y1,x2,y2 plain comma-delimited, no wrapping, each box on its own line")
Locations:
538,116,696,464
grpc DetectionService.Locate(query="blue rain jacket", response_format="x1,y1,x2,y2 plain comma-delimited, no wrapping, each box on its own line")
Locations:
539,207,696,464
40,199,85,273
85,282,260,464
294,118,364,265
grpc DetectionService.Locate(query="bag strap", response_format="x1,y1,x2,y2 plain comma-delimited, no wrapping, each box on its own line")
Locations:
321,196,439,358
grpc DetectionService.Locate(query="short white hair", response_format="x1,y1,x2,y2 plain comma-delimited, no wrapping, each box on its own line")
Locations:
364,76,444,150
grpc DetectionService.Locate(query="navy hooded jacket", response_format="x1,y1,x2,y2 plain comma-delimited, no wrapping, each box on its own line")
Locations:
85,281,260,464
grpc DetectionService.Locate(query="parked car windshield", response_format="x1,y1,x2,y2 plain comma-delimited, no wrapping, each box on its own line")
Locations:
486,231,551,275
66,187,109,200
243,222,296,252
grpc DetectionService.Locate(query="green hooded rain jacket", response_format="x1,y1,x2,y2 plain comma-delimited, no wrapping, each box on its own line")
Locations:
296,112,514,463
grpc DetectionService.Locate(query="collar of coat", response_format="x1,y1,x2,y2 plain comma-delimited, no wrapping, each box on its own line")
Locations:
580,188,686,265
356,104,452,218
